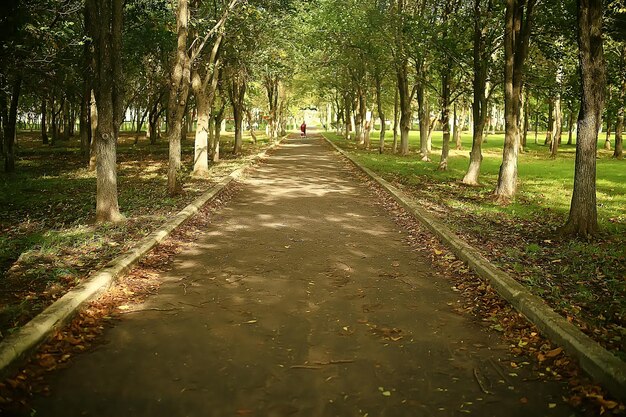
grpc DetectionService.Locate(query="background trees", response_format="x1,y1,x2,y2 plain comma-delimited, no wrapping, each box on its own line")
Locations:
0,0,623,236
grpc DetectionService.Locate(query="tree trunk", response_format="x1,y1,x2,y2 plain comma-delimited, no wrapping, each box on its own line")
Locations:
522,89,529,150
417,82,429,161
375,75,386,154
212,103,225,162
567,107,575,145
246,108,257,144
454,104,462,150
343,93,352,140
551,70,563,158
86,0,124,223
604,120,611,150
438,66,452,170
167,0,191,195
193,95,210,176
89,90,97,170
3,77,21,173
229,74,246,155
80,84,91,159
561,0,604,237
545,99,553,146
463,0,488,185
392,87,399,153
495,0,535,201
614,43,625,159
397,61,411,156
41,98,49,145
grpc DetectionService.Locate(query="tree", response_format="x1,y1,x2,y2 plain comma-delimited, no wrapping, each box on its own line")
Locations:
463,0,498,185
494,0,536,201
560,0,606,236
86,0,125,223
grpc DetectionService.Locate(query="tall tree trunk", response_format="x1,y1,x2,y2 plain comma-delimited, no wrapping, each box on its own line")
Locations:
397,60,411,156
212,103,225,162
522,89,529,150
89,90,97,170
229,75,246,155
86,0,124,223
343,93,352,140
614,43,625,159
417,81,429,160
545,99,554,146
454,104,462,150
438,65,452,170
392,87,399,153
495,0,535,201
375,74,386,154
41,98,49,145
246,108,257,144
551,69,563,158
567,106,575,145
604,120,611,150
167,0,191,195
80,84,91,159
561,0,605,237
463,0,488,185
193,95,210,176
3,77,21,173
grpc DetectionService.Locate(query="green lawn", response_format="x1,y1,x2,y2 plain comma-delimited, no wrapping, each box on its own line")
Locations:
338,130,625,232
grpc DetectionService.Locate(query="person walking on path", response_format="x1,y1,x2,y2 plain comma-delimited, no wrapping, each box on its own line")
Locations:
300,121,307,138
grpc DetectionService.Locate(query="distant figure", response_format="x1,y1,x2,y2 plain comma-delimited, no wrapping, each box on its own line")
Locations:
300,121,307,138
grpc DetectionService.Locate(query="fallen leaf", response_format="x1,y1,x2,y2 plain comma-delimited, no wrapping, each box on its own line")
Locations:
545,347,563,358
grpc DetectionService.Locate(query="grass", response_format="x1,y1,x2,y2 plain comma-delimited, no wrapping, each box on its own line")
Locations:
0,130,275,337
325,129,626,360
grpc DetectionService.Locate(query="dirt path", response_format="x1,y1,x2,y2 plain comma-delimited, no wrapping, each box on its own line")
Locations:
32,135,574,416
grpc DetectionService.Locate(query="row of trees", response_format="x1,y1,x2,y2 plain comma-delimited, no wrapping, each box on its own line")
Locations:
303,0,623,237
0,0,302,221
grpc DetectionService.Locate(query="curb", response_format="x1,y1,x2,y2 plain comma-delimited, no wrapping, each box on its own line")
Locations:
323,135,626,403
0,138,284,378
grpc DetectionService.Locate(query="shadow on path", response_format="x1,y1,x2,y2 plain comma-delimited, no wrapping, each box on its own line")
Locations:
33,135,575,417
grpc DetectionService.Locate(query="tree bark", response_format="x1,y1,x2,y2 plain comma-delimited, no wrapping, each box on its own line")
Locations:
604,120,611,150
614,43,625,159
80,83,91,159
392,87,399,153
561,0,605,237
454,104,462,150
86,0,124,223
41,98,49,145
212,102,225,162
375,74,386,154
3,77,21,173
229,73,246,155
495,0,535,201
550,69,563,158
416,82,429,160
438,65,452,170
463,0,488,185
397,60,412,156
167,0,191,195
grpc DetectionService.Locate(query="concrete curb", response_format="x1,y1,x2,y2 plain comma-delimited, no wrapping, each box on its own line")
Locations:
0,138,284,377
323,135,626,403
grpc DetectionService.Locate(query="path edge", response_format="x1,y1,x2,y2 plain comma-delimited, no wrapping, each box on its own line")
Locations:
322,135,626,403
0,138,284,378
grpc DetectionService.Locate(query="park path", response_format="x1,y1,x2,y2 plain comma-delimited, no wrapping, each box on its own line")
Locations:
33,134,574,417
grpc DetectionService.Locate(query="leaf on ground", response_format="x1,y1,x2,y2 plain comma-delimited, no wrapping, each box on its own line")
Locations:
545,347,563,358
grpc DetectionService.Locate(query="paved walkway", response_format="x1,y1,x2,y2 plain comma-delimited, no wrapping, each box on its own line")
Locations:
34,135,574,416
